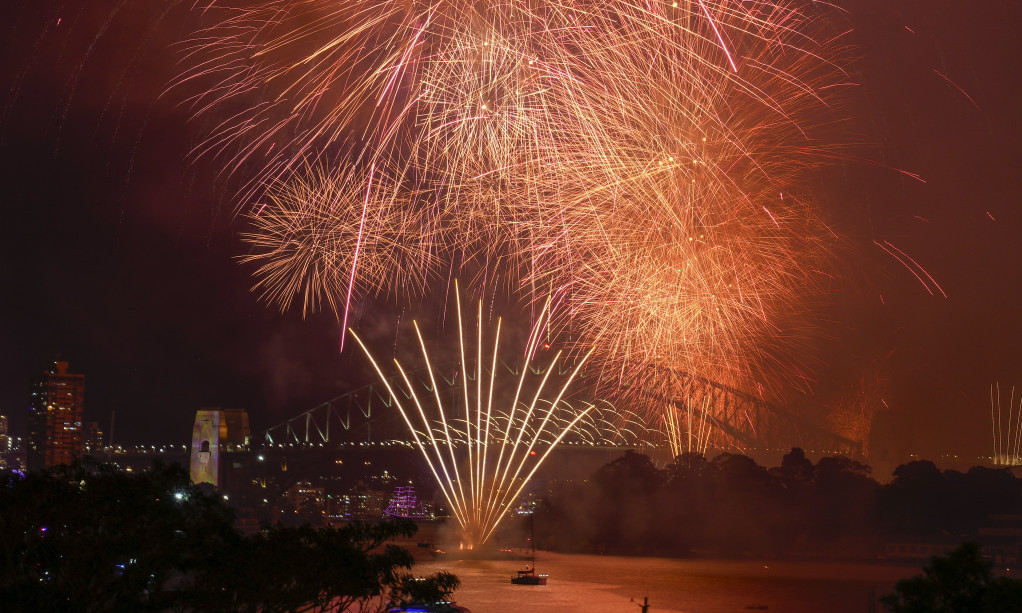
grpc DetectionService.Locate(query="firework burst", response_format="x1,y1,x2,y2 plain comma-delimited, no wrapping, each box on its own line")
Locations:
350,284,593,547
181,0,859,410
238,164,439,320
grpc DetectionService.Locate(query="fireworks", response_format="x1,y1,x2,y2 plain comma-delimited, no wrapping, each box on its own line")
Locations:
991,383,1022,467
184,0,857,407
662,398,719,455
350,284,593,547
663,399,716,458
238,164,439,321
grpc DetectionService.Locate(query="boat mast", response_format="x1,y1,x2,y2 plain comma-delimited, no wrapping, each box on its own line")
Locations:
530,511,536,568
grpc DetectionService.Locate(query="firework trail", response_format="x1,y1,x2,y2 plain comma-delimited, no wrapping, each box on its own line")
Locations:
350,284,593,547
663,398,715,457
181,0,858,407
991,383,1022,467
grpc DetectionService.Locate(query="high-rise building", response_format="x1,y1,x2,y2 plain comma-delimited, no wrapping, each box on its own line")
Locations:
27,360,85,470
83,421,104,452
0,415,8,470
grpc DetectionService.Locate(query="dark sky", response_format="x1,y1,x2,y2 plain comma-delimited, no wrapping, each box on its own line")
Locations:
1,1,1020,460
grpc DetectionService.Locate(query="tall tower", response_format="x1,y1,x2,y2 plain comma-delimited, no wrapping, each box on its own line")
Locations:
27,360,85,470
190,409,225,487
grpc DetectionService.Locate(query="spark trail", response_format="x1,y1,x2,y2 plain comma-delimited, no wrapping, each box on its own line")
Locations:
991,383,1022,467
185,0,859,408
350,284,593,547
663,398,716,457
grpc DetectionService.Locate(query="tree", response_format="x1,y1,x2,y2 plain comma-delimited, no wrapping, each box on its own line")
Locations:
589,451,664,552
389,571,460,606
658,453,713,554
193,518,464,613
812,455,879,544
883,460,945,535
0,459,236,612
881,542,1022,613
776,447,814,483
0,461,458,613
707,453,782,554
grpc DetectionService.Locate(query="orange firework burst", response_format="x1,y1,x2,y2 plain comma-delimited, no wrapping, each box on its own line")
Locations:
180,0,859,401
238,164,439,319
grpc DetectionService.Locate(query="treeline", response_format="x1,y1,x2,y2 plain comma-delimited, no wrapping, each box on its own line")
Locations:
535,449,1021,558
0,460,457,613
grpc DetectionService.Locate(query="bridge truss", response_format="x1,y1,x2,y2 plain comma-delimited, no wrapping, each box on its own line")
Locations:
258,362,862,457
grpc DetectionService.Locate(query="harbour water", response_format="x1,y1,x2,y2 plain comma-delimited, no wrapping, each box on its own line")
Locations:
415,552,922,613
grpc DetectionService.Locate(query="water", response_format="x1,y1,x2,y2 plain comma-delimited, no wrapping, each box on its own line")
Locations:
415,553,920,613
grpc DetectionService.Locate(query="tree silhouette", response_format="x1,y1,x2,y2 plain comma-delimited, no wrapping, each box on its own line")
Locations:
537,450,1019,559
881,542,1022,613
0,460,457,613
0,459,236,612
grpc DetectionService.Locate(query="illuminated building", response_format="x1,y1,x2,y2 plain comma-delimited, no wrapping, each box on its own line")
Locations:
27,360,85,470
286,480,325,514
84,421,104,452
190,409,224,487
0,415,8,470
343,480,392,519
189,407,251,487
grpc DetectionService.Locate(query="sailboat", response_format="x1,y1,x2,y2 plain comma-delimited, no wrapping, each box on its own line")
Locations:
511,513,548,585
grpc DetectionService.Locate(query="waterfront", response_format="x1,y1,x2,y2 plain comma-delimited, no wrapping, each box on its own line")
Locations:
416,553,922,613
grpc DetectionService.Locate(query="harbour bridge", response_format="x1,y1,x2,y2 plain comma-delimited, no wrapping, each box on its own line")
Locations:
256,362,863,458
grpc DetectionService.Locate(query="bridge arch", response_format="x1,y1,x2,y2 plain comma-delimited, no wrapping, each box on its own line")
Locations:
257,363,862,457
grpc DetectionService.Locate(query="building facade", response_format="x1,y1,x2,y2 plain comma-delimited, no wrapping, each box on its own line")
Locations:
0,415,8,470
27,360,85,470
83,421,104,452
189,407,251,487
190,409,224,487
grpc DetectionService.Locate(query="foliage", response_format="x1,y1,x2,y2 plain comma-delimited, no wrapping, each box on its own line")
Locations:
0,459,236,612
194,518,459,613
537,449,1020,558
880,542,1022,613
0,460,458,613
389,571,461,606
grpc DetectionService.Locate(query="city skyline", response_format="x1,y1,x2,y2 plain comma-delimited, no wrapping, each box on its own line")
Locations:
1,1,1021,461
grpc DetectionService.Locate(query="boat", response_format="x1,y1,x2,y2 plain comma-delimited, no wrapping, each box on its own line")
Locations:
384,486,431,519
510,512,547,585
511,566,548,585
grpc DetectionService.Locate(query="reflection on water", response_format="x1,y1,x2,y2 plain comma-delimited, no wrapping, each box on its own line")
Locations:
416,553,921,613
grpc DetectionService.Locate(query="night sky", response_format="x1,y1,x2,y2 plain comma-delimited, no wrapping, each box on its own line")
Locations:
1,1,1021,460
